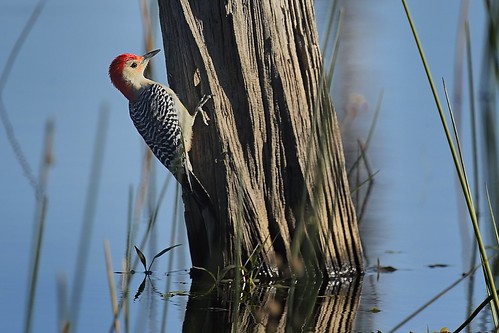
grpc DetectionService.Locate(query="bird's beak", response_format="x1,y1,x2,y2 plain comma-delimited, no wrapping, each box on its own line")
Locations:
141,49,160,64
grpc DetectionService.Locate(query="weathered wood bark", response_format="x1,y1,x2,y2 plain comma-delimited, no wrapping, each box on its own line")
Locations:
158,0,363,279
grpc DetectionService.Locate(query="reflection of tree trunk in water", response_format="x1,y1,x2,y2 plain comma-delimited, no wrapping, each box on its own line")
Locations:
182,278,362,332
158,0,362,280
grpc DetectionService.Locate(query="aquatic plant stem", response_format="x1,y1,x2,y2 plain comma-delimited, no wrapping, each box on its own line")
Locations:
70,106,109,330
389,259,483,333
24,197,47,333
24,121,54,333
402,0,499,325
0,0,47,199
104,240,121,333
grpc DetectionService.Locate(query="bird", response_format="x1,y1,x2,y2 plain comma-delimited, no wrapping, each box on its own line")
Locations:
108,49,212,207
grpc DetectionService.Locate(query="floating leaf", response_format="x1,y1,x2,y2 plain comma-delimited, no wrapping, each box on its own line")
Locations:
134,246,147,272
375,258,397,273
375,265,397,273
368,307,381,313
380,266,396,272
427,263,449,269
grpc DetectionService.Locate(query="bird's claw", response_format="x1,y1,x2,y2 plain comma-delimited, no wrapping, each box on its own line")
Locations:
196,94,213,126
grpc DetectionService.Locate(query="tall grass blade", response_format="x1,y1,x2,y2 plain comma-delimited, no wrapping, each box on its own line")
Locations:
401,0,499,327
442,79,472,198
459,17,479,333
480,2,499,281
160,185,181,333
292,3,345,269
24,120,54,333
0,0,47,198
125,186,135,272
56,273,69,333
117,186,135,332
353,142,377,223
108,177,172,332
123,186,134,333
104,240,121,333
133,0,157,223
366,90,384,150
325,8,343,89
485,186,499,246
465,20,479,230
132,176,171,269
232,208,242,333
478,2,499,327
318,0,338,56
24,196,48,333
347,91,383,177
70,105,110,330
0,0,46,93
456,286,499,333
389,261,481,333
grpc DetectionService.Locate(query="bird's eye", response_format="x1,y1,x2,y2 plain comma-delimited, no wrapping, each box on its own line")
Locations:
131,62,138,68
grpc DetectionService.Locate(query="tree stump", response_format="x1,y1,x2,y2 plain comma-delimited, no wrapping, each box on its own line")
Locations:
158,0,363,280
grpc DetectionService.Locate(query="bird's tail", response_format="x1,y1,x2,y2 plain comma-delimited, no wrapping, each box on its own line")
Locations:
181,170,220,258
181,170,213,211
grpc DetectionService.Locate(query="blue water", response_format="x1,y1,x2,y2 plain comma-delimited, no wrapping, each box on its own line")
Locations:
0,0,492,332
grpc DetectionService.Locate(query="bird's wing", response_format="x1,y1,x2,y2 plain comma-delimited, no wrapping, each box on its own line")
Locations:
129,84,186,180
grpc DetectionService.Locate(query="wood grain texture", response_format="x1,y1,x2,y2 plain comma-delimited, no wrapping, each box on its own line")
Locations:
158,0,363,279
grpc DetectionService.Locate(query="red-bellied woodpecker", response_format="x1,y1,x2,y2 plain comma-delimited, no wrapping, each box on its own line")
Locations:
108,49,212,205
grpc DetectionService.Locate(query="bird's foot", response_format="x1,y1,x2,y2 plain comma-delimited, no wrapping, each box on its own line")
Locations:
195,94,213,126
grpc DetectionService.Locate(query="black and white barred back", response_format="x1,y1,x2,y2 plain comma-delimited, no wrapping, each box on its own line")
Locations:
129,83,185,177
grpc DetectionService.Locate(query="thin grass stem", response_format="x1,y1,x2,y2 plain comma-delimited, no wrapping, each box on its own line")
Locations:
325,8,343,88
401,0,499,326
160,184,180,333
292,3,346,270
465,20,479,220
348,91,383,176
108,177,171,333
464,20,481,283
56,273,69,333
485,186,499,246
24,120,54,333
70,106,110,330
389,260,483,333
24,196,47,333
318,0,337,56
456,287,499,333
0,0,47,198
366,90,384,150
123,186,135,333
104,240,121,333
443,79,472,200
355,141,376,222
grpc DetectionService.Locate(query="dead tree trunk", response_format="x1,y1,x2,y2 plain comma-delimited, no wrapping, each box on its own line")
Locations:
158,0,363,279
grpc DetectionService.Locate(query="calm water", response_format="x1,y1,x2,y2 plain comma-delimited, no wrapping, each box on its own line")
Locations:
0,0,492,332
